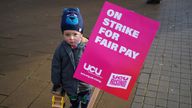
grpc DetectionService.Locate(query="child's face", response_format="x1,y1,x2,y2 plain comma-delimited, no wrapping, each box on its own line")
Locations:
63,30,82,46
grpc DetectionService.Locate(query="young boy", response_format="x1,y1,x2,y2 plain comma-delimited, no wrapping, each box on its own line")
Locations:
51,8,92,108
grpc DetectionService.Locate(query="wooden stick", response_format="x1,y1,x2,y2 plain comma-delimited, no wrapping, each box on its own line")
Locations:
87,88,101,108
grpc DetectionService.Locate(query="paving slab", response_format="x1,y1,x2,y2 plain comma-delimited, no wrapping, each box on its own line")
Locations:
1,78,48,108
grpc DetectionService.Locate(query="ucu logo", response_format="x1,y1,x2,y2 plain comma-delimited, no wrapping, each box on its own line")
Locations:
83,63,102,76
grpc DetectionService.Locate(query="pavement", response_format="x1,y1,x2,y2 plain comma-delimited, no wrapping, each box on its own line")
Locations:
0,0,191,108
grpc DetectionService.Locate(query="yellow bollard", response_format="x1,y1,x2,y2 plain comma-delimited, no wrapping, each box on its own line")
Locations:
52,96,55,107
61,97,64,108
51,95,65,108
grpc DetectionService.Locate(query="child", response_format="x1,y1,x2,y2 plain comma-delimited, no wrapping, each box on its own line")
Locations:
51,8,92,108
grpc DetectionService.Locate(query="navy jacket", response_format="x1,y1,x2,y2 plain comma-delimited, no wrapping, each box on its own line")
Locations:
51,41,91,96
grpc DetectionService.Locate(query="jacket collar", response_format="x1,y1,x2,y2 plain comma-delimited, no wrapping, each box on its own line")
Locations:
62,41,84,69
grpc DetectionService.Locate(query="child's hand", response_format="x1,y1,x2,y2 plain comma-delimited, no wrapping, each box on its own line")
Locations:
52,84,62,95
52,84,61,91
82,37,88,43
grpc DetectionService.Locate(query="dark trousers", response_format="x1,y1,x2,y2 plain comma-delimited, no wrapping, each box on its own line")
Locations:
68,91,90,108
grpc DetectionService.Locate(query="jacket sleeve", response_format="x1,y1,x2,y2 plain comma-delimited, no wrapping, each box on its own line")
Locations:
51,46,62,85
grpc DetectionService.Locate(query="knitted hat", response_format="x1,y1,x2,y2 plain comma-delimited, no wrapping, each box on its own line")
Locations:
61,8,84,34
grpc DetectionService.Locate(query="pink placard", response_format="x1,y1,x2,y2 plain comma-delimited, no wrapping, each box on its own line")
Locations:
74,1,160,100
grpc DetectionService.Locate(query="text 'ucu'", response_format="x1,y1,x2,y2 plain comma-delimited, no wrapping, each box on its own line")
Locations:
83,63,102,76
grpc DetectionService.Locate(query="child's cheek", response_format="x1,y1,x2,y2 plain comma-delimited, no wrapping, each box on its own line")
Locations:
76,36,82,43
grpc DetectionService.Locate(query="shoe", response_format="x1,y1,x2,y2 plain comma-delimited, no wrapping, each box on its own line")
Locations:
146,0,154,4
146,0,160,4
155,0,160,3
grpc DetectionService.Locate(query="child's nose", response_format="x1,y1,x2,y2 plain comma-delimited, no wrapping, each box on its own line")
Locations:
69,35,75,40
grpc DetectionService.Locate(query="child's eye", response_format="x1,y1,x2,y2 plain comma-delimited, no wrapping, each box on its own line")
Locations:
73,33,79,37
65,33,71,37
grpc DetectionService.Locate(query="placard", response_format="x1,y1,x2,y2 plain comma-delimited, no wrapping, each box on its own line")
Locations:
74,1,160,100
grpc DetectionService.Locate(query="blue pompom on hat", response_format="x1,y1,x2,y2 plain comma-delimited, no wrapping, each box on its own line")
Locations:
61,8,84,34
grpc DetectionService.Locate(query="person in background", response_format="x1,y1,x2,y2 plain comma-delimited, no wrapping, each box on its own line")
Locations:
146,0,161,4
